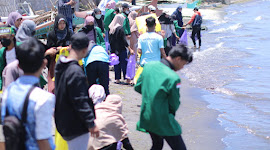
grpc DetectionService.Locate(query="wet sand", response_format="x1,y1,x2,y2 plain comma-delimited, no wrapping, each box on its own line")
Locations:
109,71,227,150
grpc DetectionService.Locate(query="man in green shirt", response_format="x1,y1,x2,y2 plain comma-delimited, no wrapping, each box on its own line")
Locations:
0,27,17,91
121,3,131,36
134,44,193,150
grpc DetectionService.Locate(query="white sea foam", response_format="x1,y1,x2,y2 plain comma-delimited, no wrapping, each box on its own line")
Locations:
255,16,262,21
209,23,242,33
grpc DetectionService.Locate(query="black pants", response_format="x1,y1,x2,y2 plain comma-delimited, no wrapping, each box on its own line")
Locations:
191,26,201,47
165,36,173,56
114,50,127,80
99,138,134,150
132,0,136,5
149,132,186,150
85,61,110,95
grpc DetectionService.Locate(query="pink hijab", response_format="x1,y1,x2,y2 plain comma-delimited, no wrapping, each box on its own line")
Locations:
128,11,138,33
108,14,125,34
84,16,95,26
106,0,116,9
7,12,22,28
88,95,129,150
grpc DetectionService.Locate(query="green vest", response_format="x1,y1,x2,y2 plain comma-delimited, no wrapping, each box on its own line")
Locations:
0,42,47,90
122,13,131,35
104,9,116,31
134,61,182,136
0,42,21,90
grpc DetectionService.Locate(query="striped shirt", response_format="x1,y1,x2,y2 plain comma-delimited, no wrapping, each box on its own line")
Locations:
58,0,73,19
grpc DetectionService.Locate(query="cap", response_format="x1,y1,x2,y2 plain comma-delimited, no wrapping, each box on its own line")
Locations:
194,7,199,11
71,32,90,50
122,3,130,8
148,5,156,11
0,27,15,36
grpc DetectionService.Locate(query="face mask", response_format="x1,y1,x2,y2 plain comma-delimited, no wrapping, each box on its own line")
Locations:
0,38,11,47
95,14,102,19
85,25,94,31
125,10,130,14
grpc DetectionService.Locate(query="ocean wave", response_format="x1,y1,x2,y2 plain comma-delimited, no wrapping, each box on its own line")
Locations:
209,23,242,33
255,16,262,21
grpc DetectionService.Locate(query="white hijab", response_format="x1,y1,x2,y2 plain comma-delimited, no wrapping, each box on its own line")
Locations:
88,84,106,105
108,14,125,34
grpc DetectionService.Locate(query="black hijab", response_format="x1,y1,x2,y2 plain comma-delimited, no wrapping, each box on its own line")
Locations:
158,13,173,24
92,8,105,32
54,14,68,40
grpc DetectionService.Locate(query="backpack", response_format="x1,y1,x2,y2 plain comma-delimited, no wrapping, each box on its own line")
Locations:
3,85,36,150
192,14,202,27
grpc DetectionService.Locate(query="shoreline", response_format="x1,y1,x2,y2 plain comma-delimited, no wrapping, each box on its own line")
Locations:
109,71,227,149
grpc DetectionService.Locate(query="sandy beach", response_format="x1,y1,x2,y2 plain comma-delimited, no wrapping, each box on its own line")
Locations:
109,70,227,150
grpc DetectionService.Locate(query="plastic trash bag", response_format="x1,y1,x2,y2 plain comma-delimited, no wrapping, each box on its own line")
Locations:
55,129,68,150
126,55,136,79
134,66,144,84
110,53,120,66
179,30,188,46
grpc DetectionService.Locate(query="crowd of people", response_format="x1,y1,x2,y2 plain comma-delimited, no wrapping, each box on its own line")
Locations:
0,0,200,149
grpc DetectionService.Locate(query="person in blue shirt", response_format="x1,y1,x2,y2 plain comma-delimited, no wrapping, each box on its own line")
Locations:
1,37,55,150
83,41,110,95
138,17,166,66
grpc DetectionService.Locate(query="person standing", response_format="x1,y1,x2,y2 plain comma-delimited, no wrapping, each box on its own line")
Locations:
0,27,19,91
54,32,99,150
128,11,139,58
171,6,184,46
92,8,105,34
80,16,105,49
1,37,55,149
159,12,179,55
121,3,131,36
15,20,36,43
109,14,134,84
184,7,202,49
58,0,76,33
6,12,22,32
138,17,166,67
134,44,192,150
46,14,72,93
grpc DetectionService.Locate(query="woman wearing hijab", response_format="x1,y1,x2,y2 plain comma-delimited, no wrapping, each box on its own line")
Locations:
7,12,23,32
159,12,179,55
171,6,184,46
80,16,105,49
109,14,134,85
88,85,134,150
15,20,36,43
46,14,72,93
128,11,139,57
92,8,105,33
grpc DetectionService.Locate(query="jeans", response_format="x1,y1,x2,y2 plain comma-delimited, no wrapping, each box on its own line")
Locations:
85,61,110,95
66,17,74,34
114,50,127,80
149,132,187,150
191,26,201,47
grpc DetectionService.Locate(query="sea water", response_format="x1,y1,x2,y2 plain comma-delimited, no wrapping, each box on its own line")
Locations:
181,0,270,149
